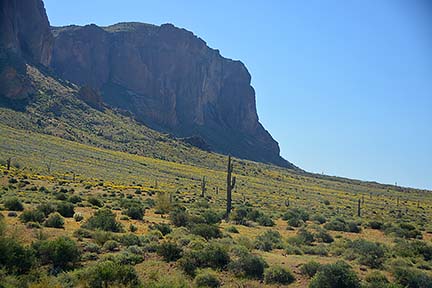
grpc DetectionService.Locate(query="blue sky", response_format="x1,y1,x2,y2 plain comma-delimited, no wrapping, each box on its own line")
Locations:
44,0,432,190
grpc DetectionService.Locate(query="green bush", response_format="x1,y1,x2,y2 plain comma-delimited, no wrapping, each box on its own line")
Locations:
300,261,321,278
3,197,24,211
102,240,120,252
229,253,267,279
312,214,327,224
226,226,239,233
81,260,141,288
88,197,104,207
191,224,222,240
158,242,183,262
254,230,282,252
364,271,392,288
44,213,65,228
194,269,221,288
256,214,275,227
314,228,334,243
309,261,360,288
33,236,80,270
201,210,222,225
119,233,141,247
347,239,386,268
37,202,56,217
68,195,82,204
73,212,84,222
264,266,295,285
151,223,172,236
83,208,123,232
0,237,35,274
125,205,145,220
19,209,45,223
394,240,432,261
170,207,189,227
179,243,229,276
282,208,309,227
56,202,75,218
393,266,432,288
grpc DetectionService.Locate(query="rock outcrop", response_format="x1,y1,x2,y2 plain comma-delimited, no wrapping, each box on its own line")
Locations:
51,23,294,167
0,0,53,99
0,0,296,168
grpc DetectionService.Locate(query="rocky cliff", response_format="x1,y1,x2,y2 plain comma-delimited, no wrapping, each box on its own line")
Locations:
51,23,293,167
0,0,53,99
0,0,296,168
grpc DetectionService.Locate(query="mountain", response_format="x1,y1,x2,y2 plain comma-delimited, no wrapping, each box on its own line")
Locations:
0,0,296,169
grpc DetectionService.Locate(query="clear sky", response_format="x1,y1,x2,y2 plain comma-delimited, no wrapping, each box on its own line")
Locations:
44,0,432,190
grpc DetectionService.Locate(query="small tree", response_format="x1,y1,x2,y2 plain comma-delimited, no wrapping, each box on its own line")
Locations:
83,208,123,232
3,197,24,211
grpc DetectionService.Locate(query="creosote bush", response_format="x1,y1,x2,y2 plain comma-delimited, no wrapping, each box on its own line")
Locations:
44,213,65,228
264,266,295,285
194,269,221,288
309,261,360,288
83,208,123,232
3,197,24,211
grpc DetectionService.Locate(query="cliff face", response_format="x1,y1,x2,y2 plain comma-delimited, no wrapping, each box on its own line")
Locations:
0,0,53,99
51,23,293,167
0,0,295,168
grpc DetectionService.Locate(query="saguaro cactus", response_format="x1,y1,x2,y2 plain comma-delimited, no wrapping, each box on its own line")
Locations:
226,155,236,219
201,176,206,197
357,199,361,217
6,157,11,170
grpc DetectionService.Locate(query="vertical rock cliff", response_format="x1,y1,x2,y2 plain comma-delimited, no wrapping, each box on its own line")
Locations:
0,0,296,168
0,0,53,99
51,23,294,167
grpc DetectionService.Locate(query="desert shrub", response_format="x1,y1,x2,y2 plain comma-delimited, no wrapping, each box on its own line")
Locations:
300,261,321,278
44,213,65,228
264,266,295,285
368,221,384,230
393,266,432,288
194,269,220,288
151,223,172,236
157,242,183,262
297,228,315,245
347,239,387,268
83,208,123,232
285,244,303,255
201,210,222,225
256,214,275,227
3,197,24,211
230,207,248,224
103,240,120,252
394,240,432,261
125,205,145,220
73,212,84,222
312,214,327,224
119,233,141,247
81,260,140,288
33,236,80,271
68,195,82,204
282,208,309,227
84,243,101,254
155,192,172,214
179,242,229,276
314,228,334,243
37,202,56,217
8,178,18,184
226,226,239,233
88,197,104,207
324,218,348,231
364,271,393,288
170,207,189,227
228,253,267,279
73,228,93,239
56,202,75,218
191,224,222,240
309,261,360,288
385,223,422,239
254,230,282,252
347,221,362,233
303,245,329,256
0,237,35,274
91,230,114,246
19,209,45,223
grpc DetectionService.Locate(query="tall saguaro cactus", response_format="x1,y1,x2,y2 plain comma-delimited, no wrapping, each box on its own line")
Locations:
201,176,206,197
357,199,361,217
226,155,236,219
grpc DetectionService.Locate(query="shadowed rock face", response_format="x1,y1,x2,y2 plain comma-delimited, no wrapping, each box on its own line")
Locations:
0,0,53,99
51,23,295,168
0,0,296,168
